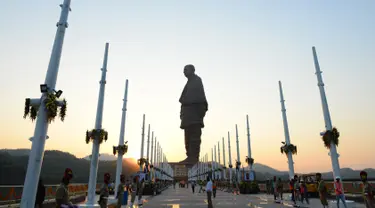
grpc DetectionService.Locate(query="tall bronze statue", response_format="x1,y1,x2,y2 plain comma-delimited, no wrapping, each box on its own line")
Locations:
179,64,208,165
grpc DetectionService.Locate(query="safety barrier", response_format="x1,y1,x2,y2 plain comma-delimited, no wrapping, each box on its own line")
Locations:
0,184,101,205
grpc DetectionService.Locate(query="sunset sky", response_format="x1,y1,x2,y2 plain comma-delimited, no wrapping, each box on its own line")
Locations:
0,0,374,174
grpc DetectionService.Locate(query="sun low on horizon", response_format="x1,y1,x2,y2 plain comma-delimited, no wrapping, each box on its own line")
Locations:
1,0,375,175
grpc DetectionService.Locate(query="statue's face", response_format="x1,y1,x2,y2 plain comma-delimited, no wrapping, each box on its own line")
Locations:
184,66,194,78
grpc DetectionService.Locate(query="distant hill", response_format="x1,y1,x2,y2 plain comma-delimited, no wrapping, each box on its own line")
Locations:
1,149,373,185
82,153,117,161
0,149,139,185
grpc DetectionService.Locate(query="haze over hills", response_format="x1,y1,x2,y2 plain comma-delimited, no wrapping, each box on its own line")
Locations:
82,153,117,161
0,149,373,185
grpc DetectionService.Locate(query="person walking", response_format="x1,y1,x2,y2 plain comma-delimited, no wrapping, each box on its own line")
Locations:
277,178,284,200
98,173,110,208
316,173,329,208
192,181,196,193
212,180,217,198
206,177,213,208
334,177,347,208
35,179,45,208
129,176,138,207
55,168,73,208
300,180,309,204
272,176,278,201
360,171,375,208
289,178,296,205
116,174,125,208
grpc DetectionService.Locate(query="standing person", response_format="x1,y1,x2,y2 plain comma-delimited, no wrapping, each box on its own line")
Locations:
35,179,45,208
55,168,73,207
300,180,309,204
266,179,271,195
212,180,217,198
273,176,278,201
294,176,301,203
316,173,329,208
277,178,284,200
129,176,138,207
192,181,196,193
179,64,208,165
116,174,125,208
98,173,110,208
334,177,347,208
289,178,296,205
137,178,145,206
206,177,213,208
360,171,375,208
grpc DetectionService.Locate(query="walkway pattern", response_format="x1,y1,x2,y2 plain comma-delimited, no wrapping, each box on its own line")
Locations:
139,186,366,208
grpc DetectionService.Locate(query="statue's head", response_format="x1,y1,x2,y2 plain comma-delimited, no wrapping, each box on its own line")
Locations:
184,64,195,78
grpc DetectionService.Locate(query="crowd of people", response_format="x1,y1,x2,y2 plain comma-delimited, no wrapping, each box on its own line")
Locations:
31,168,374,207
265,171,374,208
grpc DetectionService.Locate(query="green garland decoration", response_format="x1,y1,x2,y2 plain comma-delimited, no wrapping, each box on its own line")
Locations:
30,106,38,121
45,93,58,123
246,156,254,166
280,143,297,155
59,99,67,121
85,129,108,144
113,144,129,155
24,98,31,118
322,127,339,149
137,158,147,166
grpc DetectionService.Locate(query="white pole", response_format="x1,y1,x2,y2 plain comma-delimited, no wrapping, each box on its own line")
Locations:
114,79,129,198
20,1,71,206
140,114,146,171
214,145,217,179
150,132,154,164
279,81,295,179
146,124,150,164
154,137,157,166
150,132,154,181
246,115,253,172
86,42,110,206
228,131,233,185
312,46,341,179
211,148,214,178
235,124,241,182
218,141,221,179
222,137,226,180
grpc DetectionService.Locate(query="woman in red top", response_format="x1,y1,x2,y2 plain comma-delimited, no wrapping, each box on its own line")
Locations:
334,177,348,208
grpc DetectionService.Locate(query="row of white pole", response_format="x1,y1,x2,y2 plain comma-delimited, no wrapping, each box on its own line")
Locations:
138,114,174,182
188,47,342,186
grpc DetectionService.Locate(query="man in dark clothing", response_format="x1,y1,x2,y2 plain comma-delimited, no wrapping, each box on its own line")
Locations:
179,64,208,165
35,179,45,208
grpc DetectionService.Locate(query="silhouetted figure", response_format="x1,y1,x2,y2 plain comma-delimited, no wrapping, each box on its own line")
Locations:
35,179,45,208
98,173,110,208
179,64,208,165
56,168,73,207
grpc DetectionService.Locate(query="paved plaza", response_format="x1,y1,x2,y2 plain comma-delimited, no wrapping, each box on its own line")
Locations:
137,186,366,208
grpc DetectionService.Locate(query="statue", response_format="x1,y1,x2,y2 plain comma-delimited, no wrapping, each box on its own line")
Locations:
179,64,208,165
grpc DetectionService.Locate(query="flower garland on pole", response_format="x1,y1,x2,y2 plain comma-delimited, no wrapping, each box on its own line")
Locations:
280,142,297,156
137,158,147,167
24,93,67,123
322,127,339,149
85,129,108,144
245,156,254,166
113,141,128,155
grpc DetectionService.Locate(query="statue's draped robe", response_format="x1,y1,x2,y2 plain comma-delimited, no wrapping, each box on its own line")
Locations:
179,74,208,161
